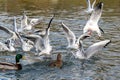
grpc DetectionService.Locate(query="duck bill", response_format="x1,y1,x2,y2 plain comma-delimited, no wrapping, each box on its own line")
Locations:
22,56,26,60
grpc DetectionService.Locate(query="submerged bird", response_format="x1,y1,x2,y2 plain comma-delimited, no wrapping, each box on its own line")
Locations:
0,54,25,70
61,22,90,50
85,0,96,13
83,2,104,37
20,12,43,31
72,40,111,59
48,53,63,68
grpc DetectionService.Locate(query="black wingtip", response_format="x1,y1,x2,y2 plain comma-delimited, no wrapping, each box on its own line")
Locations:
46,15,55,31
104,40,111,48
96,2,103,9
99,27,104,34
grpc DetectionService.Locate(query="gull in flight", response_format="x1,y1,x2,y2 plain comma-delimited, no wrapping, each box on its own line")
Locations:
85,0,96,13
72,39,111,59
61,22,90,50
83,2,104,37
20,12,43,31
21,15,54,55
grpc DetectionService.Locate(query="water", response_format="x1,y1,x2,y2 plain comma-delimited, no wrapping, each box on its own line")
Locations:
0,0,120,80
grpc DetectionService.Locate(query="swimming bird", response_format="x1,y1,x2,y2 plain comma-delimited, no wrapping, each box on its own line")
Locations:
0,54,25,70
48,53,63,68
85,0,96,13
61,22,90,50
83,2,104,37
72,40,111,59
20,12,43,31
0,39,15,52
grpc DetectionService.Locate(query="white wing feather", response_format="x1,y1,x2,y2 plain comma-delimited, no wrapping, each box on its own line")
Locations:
85,40,111,59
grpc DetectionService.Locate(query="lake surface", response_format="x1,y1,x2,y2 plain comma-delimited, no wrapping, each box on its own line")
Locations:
0,0,120,80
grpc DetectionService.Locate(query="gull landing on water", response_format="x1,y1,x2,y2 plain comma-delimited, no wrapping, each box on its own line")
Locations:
20,12,43,31
85,0,96,13
21,15,54,55
61,22,90,50
0,39,15,52
72,40,111,59
16,33,34,52
35,15,54,56
83,2,104,37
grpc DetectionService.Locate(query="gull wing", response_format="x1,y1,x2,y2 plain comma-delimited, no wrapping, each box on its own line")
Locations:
0,26,14,35
13,16,18,32
89,2,103,23
15,32,24,43
30,18,43,27
21,34,44,51
21,12,28,28
61,22,76,47
77,33,90,44
21,34,40,43
86,0,91,9
43,15,54,49
85,40,111,59
45,15,54,36
91,0,96,9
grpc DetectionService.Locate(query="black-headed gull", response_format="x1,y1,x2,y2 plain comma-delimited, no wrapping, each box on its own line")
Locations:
61,22,90,50
72,39,111,59
83,2,104,37
21,15,54,55
85,0,96,13
15,31,34,52
20,12,43,31
0,39,15,52
35,15,54,56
